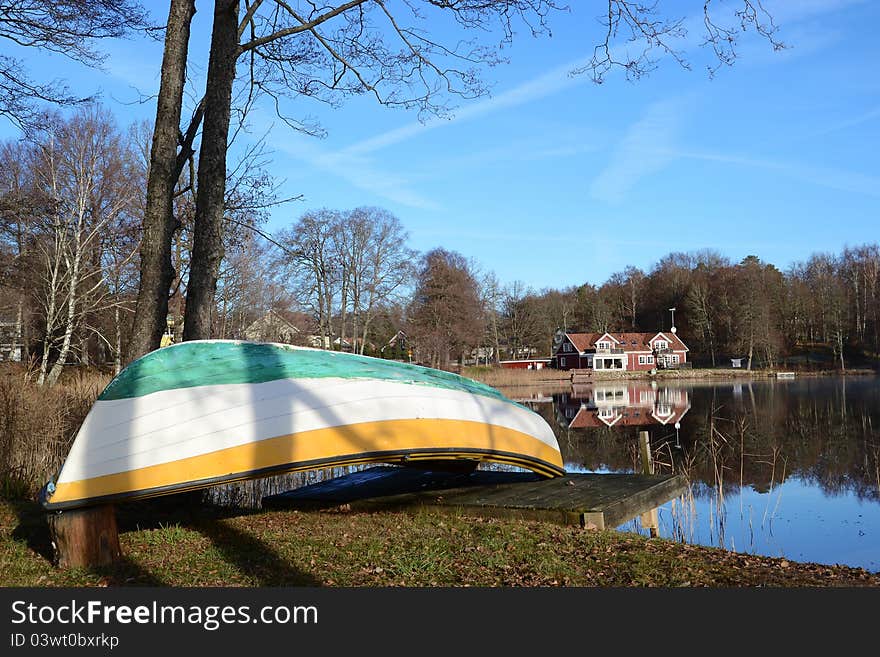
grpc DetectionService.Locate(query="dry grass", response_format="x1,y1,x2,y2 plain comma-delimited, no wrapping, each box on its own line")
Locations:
462,366,570,387
0,365,109,498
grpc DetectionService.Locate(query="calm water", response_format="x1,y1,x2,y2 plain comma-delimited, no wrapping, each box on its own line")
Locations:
504,376,880,572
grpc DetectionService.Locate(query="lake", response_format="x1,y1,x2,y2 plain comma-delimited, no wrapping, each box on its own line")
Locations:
502,376,880,572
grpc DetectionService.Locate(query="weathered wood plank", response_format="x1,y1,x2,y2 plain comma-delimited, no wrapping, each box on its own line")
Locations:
264,466,687,529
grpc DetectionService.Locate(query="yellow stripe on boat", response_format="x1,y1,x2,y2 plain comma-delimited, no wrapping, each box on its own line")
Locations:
49,418,563,507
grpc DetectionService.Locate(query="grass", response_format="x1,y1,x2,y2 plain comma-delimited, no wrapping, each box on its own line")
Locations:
2,499,877,587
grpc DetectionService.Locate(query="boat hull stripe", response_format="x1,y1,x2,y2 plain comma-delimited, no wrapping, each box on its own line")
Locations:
47,418,564,508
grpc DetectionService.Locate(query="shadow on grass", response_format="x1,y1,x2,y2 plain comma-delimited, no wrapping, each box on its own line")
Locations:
194,514,322,586
10,500,166,585
119,494,321,586
10,495,321,586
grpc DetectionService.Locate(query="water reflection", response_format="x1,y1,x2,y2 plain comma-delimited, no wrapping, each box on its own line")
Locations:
513,377,880,572
556,382,691,429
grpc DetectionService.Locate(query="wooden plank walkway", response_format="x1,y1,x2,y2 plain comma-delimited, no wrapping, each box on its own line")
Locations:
263,466,687,530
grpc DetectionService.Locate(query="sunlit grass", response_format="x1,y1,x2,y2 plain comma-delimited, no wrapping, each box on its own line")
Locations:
2,499,877,588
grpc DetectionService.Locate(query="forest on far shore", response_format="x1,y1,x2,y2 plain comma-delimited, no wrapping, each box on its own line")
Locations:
1,107,877,376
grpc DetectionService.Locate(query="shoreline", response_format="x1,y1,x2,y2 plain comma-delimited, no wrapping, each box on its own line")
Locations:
463,365,877,387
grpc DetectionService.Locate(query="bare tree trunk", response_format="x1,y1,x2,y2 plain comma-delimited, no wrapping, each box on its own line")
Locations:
12,300,22,362
747,329,754,372
127,0,196,361
220,289,228,338
46,243,83,386
339,271,348,352
184,0,239,341
114,305,122,375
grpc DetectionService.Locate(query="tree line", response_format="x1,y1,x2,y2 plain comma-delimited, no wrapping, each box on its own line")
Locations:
473,248,880,371
0,0,785,380
2,110,877,381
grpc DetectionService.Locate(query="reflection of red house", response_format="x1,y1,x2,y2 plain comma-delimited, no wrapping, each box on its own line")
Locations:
552,331,689,371
556,383,691,429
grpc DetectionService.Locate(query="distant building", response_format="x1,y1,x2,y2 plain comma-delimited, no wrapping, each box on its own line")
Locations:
0,317,22,362
244,310,311,344
499,358,551,370
551,330,689,371
381,330,411,360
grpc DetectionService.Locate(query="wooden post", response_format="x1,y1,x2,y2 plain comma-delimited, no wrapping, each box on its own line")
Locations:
638,430,659,538
638,430,654,475
47,505,122,569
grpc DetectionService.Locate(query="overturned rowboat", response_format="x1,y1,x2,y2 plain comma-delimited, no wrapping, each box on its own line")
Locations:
41,341,564,510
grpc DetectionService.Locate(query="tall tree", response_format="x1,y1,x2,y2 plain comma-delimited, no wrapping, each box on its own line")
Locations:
182,0,240,341
126,0,197,362
277,210,341,348
25,107,138,385
407,248,484,369
346,208,415,354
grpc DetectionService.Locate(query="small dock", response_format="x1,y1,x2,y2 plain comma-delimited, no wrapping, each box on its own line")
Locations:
263,466,687,530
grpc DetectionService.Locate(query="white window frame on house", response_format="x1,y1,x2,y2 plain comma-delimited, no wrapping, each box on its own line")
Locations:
638,355,646,365
597,341,610,350
654,340,668,350
647,355,654,364
560,356,566,367
672,354,680,364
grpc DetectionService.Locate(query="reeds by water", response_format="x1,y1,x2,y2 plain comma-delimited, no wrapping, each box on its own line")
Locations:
0,366,109,498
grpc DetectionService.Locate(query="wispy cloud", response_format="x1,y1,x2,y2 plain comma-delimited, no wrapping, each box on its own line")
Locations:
589,98,687,204
670,149,880,198
265,55,597,209
343,56,592,156
801,105,880,140
271,132,441,210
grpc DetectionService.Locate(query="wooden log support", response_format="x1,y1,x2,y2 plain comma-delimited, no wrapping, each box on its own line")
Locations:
638,430,654,476
47,505,122,569
638,430,659,538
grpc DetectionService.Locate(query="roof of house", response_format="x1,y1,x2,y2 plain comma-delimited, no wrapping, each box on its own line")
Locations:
563,331,688,353
564,332,604,353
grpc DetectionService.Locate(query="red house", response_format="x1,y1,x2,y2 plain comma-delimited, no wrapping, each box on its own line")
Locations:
552,330,689,371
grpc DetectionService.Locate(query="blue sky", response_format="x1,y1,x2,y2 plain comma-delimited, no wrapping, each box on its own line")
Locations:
3,0,878,290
